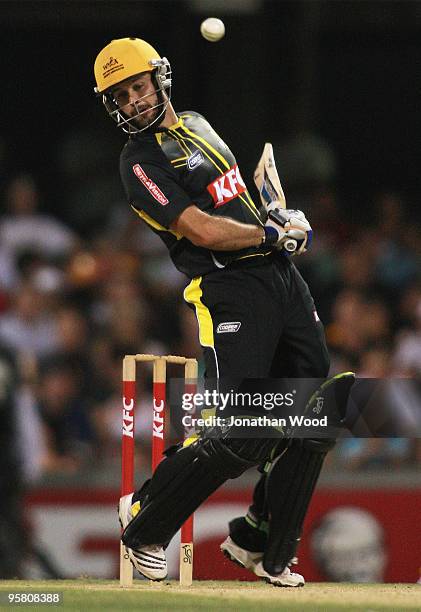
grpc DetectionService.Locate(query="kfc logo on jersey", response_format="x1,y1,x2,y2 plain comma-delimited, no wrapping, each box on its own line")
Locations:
133,164,169,205
207,164,247,208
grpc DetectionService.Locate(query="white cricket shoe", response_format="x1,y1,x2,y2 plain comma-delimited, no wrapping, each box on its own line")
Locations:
119,493,167,581
220,536,263,570
220,536,305,587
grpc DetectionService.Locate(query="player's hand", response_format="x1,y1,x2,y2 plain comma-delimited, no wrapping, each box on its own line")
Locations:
263,203,312,254
263,202,291,249
283,208,313,255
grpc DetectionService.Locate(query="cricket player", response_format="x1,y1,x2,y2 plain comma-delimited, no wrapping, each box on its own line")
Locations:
94,38,351,587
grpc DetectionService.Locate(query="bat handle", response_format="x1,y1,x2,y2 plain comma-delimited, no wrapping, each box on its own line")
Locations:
284,238,297,252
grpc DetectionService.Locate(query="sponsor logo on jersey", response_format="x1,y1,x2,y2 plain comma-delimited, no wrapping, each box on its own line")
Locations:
132,164,169,205
187,150,205,171
207,164,247,208
216,321,242,334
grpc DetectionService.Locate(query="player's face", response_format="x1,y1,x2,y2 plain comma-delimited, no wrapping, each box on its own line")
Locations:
111,72,161,129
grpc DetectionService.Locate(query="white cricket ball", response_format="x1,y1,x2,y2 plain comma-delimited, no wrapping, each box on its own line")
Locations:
200,17,225,42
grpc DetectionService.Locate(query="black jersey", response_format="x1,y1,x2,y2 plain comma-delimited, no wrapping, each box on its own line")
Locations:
120,111,268,278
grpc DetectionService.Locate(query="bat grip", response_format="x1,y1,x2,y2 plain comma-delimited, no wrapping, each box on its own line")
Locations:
284,239,297,252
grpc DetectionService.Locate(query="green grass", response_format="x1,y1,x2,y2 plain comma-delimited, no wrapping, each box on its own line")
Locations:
0,580,419,611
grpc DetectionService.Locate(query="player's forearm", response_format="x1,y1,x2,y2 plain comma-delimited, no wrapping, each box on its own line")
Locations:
170,205,265,251
192,215,264,251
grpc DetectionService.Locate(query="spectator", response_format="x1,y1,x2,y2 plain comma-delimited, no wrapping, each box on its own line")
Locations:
325,289,366,364
0,283,60,362
372,192,418,293
35,358,95,475
393,289,421,375
0,174,77,265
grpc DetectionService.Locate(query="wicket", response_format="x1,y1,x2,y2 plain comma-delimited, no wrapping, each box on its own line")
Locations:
120,354,198,587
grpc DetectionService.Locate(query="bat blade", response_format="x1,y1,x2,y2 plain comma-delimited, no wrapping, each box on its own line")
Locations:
254,143,286,209
254,142,298,253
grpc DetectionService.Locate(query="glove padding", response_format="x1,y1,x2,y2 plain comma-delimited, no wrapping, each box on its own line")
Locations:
264,203,312,255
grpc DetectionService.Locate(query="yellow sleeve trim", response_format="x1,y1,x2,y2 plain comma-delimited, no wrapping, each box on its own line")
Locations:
131,205,183,240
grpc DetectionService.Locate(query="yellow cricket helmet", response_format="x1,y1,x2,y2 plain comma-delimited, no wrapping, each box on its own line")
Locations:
94,37,172,133
94,37,163,93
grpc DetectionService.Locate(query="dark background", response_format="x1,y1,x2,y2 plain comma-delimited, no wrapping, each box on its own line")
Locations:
1,0,420,219
0,2,420,582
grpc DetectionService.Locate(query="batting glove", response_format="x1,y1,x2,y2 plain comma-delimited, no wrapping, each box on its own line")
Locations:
283,208,313,254
263,203,313,254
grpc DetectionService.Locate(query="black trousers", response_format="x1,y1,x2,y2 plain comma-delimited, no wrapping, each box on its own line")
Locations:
189,253,329,379
185,252,330,540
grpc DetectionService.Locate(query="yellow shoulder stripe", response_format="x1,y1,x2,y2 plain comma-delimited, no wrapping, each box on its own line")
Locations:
173,128,261,223
178,123,230,170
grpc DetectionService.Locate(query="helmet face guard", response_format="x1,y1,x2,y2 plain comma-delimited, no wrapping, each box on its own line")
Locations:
100,58,172,134
94,38,172,134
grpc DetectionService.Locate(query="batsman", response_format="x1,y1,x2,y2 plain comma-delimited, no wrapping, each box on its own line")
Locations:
94,37,354,587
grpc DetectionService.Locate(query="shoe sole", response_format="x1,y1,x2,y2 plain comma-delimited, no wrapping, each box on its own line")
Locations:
222,547,304,588
262,576,304,588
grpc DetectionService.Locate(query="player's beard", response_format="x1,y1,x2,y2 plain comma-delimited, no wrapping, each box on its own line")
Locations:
130,98,162,130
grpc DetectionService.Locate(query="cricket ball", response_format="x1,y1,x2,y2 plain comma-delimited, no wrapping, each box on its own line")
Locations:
200,17,225,42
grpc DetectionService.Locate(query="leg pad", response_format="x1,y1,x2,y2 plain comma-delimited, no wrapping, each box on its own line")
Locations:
123,436,281,548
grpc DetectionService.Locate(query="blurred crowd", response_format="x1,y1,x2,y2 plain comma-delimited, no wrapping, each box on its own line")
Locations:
0,166,420,487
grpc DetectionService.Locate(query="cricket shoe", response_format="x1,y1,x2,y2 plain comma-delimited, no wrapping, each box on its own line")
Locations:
220,536,305,587
119,492,167,581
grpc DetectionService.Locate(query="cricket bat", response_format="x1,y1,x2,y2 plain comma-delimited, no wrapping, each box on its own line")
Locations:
254,143,297,252
254,142,286,208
